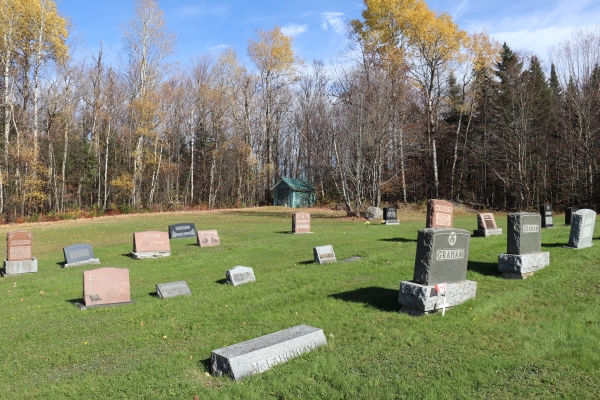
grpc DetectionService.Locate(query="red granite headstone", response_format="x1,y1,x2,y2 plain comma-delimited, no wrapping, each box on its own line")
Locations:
426,200,454,228
197,230,220,247
83,267,130,306
133,231,170,252
477,213,497,230
292,213,311,233
6,231,33,261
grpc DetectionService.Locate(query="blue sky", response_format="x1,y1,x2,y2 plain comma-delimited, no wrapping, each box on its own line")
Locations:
58,0,600,68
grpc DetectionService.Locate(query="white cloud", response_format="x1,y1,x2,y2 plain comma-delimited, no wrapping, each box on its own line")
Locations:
281,24,309,37
452,0,470,20
208,44,230,53
321,12,346,34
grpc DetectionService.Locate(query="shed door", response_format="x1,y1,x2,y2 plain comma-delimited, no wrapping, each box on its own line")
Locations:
279,188,290,206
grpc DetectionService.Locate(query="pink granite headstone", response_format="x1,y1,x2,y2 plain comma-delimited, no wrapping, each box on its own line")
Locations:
426,200,454,228
6,231,33,261
83,267,130,306
133,231,170,252
477,213,498,229
292,213,311,233
197,230,220,247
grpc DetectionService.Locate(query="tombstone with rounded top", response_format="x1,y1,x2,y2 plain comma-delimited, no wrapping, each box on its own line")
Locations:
365,206,383,221
426,200,453,228
566,209,596,249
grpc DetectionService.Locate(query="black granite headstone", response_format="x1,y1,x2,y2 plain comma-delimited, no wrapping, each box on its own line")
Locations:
383,207,398,223
565,207,579,226
540,204,554,228
168,223,197,239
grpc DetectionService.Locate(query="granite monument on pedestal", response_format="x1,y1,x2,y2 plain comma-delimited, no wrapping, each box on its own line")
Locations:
3,231,37,276
498,212,549,279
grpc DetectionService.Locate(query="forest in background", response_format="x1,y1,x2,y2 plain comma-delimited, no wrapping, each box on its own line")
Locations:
1,0,599,221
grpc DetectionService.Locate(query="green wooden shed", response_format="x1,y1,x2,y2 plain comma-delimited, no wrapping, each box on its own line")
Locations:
272,178,316,208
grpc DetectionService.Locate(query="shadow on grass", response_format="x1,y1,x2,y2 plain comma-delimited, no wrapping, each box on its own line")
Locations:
122,253,134,258
215,279,228,285
148,291,159,298
186,243,199,247
275,231,291,234
379,237,417,243
66,298,83,305
56,261,66,267
200,357,212,372
329,287,399,312
543,243,567,248
468,261,500,276
297,260,315,265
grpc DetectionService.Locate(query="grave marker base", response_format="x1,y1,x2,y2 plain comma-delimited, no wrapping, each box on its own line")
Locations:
2,258,38,276
473,228,502,237
75,300,135,310
287,232,313,234
384,220,399,225
211,324,327,381
130,251,171,259
400,304,454,316
398,280,476,315
64,258,100,268
498,252,550,276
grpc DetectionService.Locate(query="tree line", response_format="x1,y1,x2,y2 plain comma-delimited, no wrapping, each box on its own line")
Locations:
1,0,599,221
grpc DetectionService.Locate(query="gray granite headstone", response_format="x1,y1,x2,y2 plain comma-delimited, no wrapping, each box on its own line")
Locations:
507,212,541,255
168,223,197,239
413,228,470,286
211,324,327,381
156,281,192,298
567,209,596,249
63,244,100,267
313,245,336,264
540,204,554,228
226,266,256,286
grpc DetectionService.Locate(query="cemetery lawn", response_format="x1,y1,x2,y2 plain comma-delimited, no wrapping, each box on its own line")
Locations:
1,207,599,399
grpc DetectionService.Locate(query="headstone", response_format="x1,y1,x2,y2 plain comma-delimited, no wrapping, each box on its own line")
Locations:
79,267,131,309
168,223,197,239
566,209,596,249
540,204,554,228
498,212,549,279
383,207,399,225
7,231,33,261
211,324,327,381
473,213,502,237
313,245,336,264
3,231,37,276
564,207,578,226
226,266,256,286
131,231,171,259
413,228,470,285
426,200,453,228
399,228,475,315
197,230,220,247
63,244,100,267
156,281,192,298
365,206,383,221
292,213,311,234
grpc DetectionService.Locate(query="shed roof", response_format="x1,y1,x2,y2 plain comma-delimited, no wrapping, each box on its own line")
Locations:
272,178,315,192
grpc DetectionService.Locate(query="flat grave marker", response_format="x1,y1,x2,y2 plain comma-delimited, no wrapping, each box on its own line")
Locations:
131,231,171,259
168,223,197,240
292,213,312,234
63,244,100,267
313,245,336,264
78,267,132,309
211,324,327,381
3,231,37,276
197,230,220,247
426,200,454,228
226,266,256,286
566,209,596,249
156,281,192,298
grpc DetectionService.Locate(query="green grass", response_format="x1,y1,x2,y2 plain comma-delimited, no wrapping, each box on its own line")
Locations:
0,207,599,399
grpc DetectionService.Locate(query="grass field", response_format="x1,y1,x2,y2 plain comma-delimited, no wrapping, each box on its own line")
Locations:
0,206,599,399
